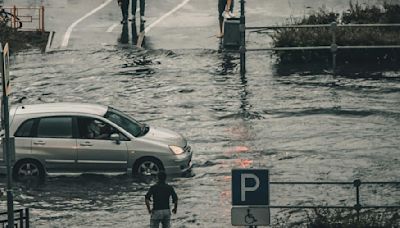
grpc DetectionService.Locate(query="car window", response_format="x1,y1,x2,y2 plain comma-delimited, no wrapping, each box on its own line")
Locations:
77,117,128,141
37,117,73,138
104,108,144,137
15,119,35,137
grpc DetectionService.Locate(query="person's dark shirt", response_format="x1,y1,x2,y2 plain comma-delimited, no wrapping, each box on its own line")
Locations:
145,182,177,210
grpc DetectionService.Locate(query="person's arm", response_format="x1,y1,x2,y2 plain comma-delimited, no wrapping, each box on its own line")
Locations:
171,187,178,214
145,198,152,214
145,187,153,214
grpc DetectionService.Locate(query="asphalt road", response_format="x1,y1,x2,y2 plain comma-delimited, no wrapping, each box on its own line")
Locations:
2,0,375,50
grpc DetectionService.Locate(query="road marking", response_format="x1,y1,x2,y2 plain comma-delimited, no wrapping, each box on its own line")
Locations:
107,23,119,32
62,0,113,48
145,0,192,34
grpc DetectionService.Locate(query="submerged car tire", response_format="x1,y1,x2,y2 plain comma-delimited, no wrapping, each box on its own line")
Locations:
133,157,164,177
13,159,46,184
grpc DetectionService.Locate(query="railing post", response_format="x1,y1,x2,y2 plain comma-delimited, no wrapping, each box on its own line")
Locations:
25,208,29,228
330,22,337,75
239,0,246,75
19,209,23,228
12,5,17,29
353,179,362,224
40,6,45,32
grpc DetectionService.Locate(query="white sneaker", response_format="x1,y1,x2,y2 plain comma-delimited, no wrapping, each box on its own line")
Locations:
222,11,232,19
140,16,146,22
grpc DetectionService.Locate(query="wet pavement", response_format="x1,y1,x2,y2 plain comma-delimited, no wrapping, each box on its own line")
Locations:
1,0,400,227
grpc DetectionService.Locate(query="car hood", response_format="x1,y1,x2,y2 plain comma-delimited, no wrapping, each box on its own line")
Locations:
142,126,187,148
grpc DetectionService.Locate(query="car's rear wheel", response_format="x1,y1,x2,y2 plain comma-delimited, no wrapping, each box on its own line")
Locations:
13,159,46,184
133,157,164,177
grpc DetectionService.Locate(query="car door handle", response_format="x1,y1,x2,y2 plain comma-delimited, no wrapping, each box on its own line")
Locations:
33,141,45,145
80,142,93,147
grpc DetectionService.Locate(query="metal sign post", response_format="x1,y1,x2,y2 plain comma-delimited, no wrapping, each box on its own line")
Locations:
1,42,14,228
231,169,270,227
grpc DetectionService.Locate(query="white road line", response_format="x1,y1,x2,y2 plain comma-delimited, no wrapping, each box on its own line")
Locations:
107,23,119,32
145,0,192,34
62,0,113,48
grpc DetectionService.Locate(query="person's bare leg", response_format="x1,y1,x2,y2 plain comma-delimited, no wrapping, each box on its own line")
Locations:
217,17,224,38
225,0,232,11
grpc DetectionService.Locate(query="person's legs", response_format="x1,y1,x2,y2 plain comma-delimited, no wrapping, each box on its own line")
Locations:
131,0,137,17
160,209,171,228
218,0,227,37
139,0,145,17
121,0,129,23
225,0,232,11
150,210,162,228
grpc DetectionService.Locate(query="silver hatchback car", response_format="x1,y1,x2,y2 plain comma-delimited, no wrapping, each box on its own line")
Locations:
0,103,192,182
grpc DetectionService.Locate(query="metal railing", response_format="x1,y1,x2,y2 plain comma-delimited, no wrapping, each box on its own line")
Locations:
0,208,29,228
1,6,45,32
269,180,400,222
235,0,400,75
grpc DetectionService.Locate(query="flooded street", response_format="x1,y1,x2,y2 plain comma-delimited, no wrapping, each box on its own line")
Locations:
1,45,398,227
1,0,400,227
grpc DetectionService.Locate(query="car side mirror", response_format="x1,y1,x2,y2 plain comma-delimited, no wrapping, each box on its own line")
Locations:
110,133,120,144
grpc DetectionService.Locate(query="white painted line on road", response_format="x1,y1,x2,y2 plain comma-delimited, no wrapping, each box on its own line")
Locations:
145,0,192,34
107,23,119,33
62,0,113,48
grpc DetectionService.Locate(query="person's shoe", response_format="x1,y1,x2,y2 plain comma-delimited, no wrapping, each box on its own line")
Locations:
140,16,146,23
222,11,232,19
228,11,235,18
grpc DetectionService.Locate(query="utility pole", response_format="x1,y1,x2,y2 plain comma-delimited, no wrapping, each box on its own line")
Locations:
239,0,246,75
1,42,15,228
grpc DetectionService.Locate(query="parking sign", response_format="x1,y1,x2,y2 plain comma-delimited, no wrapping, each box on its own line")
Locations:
232,169,269,205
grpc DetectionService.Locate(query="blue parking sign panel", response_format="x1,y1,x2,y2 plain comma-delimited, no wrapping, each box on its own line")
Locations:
232,169,269,205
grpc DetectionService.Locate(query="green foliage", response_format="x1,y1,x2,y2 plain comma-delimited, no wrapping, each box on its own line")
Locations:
270,2,400,66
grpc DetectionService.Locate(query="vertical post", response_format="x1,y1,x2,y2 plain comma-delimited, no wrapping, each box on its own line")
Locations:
19,210,23,228
330,22,337,75
1,43,14,228
239,0,246,75
25,208,29,228
41,6,45,32
12,6,17,29
353,179,361,225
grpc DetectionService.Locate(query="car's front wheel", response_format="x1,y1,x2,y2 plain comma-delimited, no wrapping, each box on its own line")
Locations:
133,157,164,177
13,159,46,184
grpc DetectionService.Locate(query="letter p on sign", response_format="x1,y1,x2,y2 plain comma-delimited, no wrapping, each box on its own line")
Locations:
232,169,269,206
241,173,259,201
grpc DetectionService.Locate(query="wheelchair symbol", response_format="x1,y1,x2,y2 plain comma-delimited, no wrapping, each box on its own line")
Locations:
245,208,257,224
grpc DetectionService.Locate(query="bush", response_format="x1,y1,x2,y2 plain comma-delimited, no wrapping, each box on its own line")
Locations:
270,2,400,67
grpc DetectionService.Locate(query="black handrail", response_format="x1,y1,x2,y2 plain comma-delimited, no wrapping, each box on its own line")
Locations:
0,208,29,228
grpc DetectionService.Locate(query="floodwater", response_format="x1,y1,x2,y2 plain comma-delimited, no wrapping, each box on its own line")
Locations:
1,34,400,228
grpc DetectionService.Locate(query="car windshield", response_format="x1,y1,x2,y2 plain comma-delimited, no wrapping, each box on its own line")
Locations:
104,107,149,137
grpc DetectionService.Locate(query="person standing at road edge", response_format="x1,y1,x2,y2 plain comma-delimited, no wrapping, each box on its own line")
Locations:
218,0,234,38
118,0,146,24
145,172,178,228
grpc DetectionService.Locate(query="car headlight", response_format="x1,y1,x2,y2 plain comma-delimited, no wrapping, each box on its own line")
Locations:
169,145,184,155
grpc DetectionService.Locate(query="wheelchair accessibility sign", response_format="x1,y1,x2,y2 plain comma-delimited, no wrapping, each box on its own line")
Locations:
231,207,270,226
231,169,270,226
